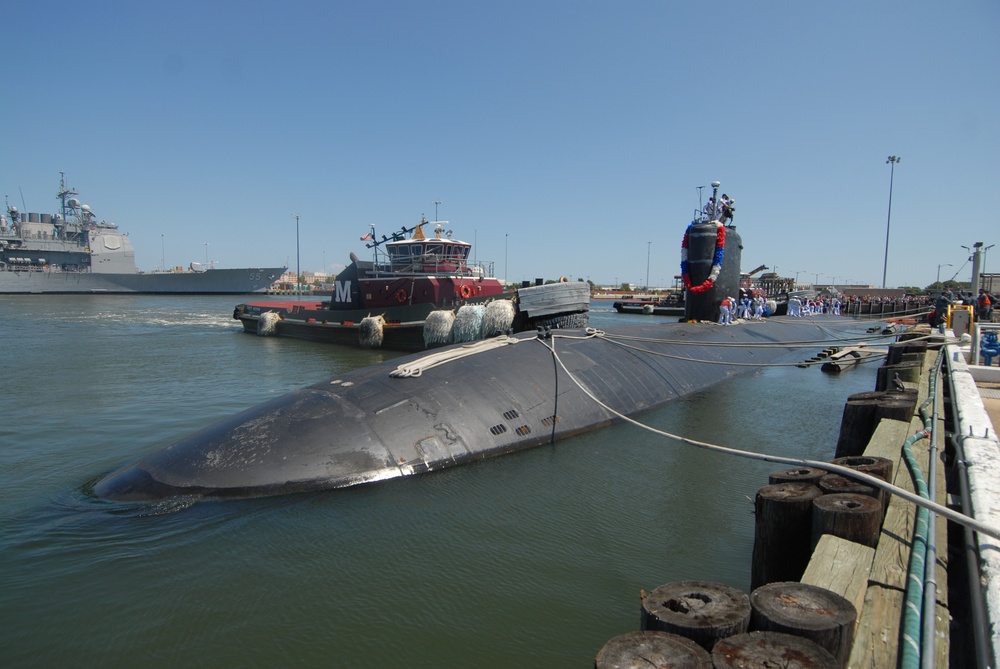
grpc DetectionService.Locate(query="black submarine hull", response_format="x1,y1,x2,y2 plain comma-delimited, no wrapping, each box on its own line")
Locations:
93,317,850,501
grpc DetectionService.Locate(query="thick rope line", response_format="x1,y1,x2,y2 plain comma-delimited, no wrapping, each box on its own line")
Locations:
581,327,890,369
389,335,520,377
537,333,1000,541
598,327,898,348
596,335,869,368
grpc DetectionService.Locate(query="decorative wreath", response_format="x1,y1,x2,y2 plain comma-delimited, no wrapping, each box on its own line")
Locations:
680,221,725,294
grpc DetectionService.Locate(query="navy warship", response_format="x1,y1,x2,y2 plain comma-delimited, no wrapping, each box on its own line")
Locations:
1,174,284,294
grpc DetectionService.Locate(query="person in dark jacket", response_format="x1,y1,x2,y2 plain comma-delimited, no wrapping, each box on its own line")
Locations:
933,291,954,328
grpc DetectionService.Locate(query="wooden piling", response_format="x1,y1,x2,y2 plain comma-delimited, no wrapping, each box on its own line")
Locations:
811,493,882,549
831,455,893,513
749,581,856,666
830,455,893,484
594,631,711,669
834,390,917,457
817,473,880,506
767,466,826,485
640,581,750,652
711,631,839,669
886,340,928,365
875,359,922,391
751,483,824,589
834,392,881,458
872,392,918,426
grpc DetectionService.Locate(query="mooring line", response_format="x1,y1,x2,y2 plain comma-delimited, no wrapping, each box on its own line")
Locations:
585,326,899,369
536,332,1000,541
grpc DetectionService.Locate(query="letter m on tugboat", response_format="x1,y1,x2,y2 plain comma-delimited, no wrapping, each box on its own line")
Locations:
334,280,352,304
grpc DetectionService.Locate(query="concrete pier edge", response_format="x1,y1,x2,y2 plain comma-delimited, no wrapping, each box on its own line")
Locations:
946,343,1000,661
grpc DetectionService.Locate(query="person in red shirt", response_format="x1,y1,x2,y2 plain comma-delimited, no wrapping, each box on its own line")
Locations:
979,289,994,322
718,296,733,325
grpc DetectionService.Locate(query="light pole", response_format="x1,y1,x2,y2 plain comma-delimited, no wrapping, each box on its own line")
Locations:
794,270,804,287
160,234,165,271
645,241,651,290
504,233,509,285
293,214,301,299
936,263,952,284
882,156,901,289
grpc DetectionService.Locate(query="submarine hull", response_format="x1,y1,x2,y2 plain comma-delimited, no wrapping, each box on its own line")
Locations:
94,317,849,501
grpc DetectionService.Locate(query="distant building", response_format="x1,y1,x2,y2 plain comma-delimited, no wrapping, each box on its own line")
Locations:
274,270,334,292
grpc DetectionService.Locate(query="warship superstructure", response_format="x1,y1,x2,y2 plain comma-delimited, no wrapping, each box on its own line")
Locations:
1,175,283,294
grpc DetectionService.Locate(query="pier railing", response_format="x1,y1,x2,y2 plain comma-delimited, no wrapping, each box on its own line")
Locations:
844,299,931,321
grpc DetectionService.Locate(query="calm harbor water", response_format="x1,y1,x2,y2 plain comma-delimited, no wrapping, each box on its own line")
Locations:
1,296,879,668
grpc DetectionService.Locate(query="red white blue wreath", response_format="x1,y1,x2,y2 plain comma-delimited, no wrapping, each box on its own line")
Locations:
680,221,726,294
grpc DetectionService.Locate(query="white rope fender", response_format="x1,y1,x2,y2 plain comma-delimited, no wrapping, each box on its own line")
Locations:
389,335,521,378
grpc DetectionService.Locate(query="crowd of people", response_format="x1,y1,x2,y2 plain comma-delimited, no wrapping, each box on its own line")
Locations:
786,296,842,317
930,288,995,326
717,294,768,325
712,288,996,325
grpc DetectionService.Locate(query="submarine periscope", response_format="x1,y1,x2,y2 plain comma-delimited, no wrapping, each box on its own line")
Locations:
93,183,854,502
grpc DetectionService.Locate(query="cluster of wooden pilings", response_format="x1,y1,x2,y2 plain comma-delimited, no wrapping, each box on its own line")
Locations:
594,331,946,668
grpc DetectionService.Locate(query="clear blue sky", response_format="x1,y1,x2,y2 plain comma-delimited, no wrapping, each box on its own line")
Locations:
3,1,997,289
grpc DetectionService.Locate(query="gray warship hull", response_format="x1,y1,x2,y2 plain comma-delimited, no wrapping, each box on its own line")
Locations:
0,266,285,294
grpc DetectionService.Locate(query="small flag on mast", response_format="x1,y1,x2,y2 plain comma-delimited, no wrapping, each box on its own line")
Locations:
360,232,373,241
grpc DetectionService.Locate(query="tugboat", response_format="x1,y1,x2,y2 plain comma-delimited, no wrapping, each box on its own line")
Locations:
233,217,590,350
0,174,285,294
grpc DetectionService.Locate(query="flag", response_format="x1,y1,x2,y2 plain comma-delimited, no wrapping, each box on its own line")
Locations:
360,232,373,241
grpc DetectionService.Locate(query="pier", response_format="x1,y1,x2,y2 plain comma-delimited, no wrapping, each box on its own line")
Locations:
596,322,1000,667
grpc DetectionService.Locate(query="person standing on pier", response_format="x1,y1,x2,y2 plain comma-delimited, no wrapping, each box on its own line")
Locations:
979,289,994,322
933,290,954,328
